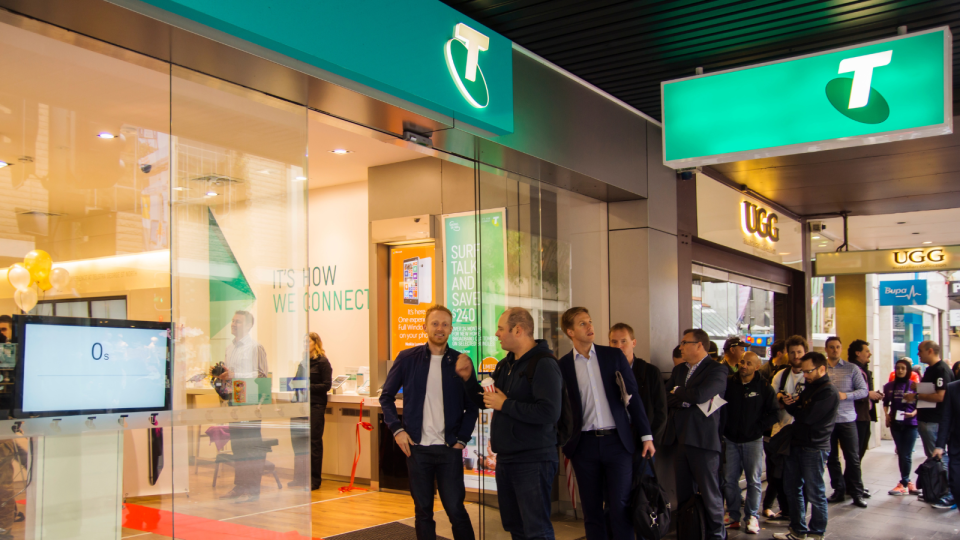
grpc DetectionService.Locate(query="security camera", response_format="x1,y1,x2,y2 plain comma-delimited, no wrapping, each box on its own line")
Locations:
809,222,827,233
140,163,153,174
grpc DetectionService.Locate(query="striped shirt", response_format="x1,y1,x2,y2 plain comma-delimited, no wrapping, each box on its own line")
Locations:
826,358,867,423
225,335,269,379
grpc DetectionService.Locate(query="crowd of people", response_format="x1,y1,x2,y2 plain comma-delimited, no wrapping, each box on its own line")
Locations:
378,304,960,540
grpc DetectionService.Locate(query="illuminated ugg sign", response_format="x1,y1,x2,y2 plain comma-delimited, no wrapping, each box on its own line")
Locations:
893,247,945,265
741,201,780,242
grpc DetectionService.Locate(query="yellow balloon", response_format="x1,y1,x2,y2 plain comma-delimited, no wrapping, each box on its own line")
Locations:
23,249,52,282
37,275,53,292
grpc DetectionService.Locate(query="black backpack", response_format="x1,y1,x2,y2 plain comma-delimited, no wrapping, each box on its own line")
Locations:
629,457,671,540
676,493,707,540
916,457,948,502
495,351,575,448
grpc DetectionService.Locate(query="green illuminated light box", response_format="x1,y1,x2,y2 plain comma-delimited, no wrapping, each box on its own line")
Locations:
661,27,953,168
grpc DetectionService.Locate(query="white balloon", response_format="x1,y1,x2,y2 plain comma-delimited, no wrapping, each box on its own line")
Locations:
7,265,31,291
14,286,38,312
50,267,71,290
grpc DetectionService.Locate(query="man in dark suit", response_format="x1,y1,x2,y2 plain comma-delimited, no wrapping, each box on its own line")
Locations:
665,328,729,540
934,379,960,514
559,308,654,540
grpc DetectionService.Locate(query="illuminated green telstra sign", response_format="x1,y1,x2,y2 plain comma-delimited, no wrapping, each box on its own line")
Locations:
662,27,953,168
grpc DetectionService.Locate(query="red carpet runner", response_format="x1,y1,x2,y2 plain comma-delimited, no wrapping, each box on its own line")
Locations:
122,502,322,540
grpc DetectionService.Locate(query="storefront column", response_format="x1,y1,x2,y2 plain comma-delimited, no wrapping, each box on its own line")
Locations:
836,274,868,345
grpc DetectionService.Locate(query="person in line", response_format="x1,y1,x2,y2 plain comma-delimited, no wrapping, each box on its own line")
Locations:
290,333,332,491
664,328,728,540
456,307,562,540
904,340,955,509
883,358,920,496
773,352,840,540
558,310,654,540
708,341,720,361
933,377,960,515
0,315,12,342
722,352,779,534
720,336,746,376
953,360,960,382
763,335,809,522
888,357,920,383
823,336,868,508
848,340,883,489
218,310,269,503
380,305,478,540
671,345,684,367
759,340,788,383
609,322,667,445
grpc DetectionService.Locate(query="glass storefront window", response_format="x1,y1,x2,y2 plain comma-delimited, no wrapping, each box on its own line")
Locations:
693,276,774,354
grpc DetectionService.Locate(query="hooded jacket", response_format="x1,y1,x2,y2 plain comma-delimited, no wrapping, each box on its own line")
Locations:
784,374,840,451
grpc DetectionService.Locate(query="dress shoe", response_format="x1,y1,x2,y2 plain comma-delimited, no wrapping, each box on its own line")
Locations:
220,486,247,500
827,491,846,503
234,493,260,504
851,496,868,508
861,489,872,499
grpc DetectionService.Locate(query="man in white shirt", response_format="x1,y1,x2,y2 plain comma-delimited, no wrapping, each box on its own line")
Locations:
764,335,809,522
380,305,479,540
219,310,270,503
558,307,653,540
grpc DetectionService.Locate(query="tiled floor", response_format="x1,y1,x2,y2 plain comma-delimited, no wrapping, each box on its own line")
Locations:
724,439,960,540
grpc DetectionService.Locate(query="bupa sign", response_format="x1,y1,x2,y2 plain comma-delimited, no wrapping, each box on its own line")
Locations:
879,280,927,306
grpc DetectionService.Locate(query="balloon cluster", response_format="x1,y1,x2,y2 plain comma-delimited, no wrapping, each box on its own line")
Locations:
6,250,70,312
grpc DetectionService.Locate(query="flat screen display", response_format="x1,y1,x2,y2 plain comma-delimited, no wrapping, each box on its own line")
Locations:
16,316,170,416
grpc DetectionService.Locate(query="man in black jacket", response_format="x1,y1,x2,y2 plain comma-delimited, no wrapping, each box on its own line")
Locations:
382,305,479,540
609,322,667,445
665,328,729,540
773,352,840,540
933,379,960,514
456,307,562,540
722,352,779,534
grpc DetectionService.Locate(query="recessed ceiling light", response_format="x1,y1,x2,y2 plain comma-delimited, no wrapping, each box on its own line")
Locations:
330,149,352,155
97,132,116,139
0,161,9,168
294,176,307,181
173,186,184,191
779,252,791,256
205,191,218,197
922,241,932,244
812,235,820,240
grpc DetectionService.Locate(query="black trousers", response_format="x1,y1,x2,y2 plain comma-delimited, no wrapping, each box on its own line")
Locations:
310,402,326,488
856,420,870,460
762,440,789,516
228,421,266,493
675,444,725,540
292,402,326,488
827,421,863,498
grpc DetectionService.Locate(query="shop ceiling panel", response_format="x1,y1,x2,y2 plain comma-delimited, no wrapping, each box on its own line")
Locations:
440,0,960,123
662,27,952,168
129,0,514,134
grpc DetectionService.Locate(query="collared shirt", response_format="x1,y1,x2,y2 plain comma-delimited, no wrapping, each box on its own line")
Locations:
420,354,446,446
225,334,268,379
679,355,710,408
826,358,868,423
574,344,617,431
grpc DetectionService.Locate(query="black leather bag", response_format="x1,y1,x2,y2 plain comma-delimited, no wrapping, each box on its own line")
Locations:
629,457,671,540
916,457,948,502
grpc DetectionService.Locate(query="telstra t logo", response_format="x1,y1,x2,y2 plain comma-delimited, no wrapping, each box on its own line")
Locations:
826,50,892,124
445,23,490,108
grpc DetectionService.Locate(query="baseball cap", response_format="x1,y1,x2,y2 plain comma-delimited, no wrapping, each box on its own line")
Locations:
723,336,747,352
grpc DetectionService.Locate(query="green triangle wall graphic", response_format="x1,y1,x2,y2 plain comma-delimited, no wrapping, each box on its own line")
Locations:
208,208,256,340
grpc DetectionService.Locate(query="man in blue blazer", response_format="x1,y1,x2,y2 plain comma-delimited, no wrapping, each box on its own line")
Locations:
934,379,960,513
665,328,729,540
558,307,654,540
380,305,479,540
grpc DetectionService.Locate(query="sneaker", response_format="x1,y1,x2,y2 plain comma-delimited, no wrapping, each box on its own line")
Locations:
727,521,741,530
746,516,760,534
773,533,806,540
888,484,909,496
932,494,957,510
724,513,732,526
907,482,920,495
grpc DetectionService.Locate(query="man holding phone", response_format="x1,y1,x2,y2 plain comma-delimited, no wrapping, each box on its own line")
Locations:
380,305,478,540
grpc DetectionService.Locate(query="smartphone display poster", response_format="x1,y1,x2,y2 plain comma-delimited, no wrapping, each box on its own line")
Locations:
442,209,508,373
390,244,436,357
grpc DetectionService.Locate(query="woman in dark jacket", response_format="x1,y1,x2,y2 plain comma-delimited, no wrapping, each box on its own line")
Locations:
883,358,919,496
290,333,332,490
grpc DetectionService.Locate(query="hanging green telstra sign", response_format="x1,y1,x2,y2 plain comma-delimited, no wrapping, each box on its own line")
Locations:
662,27,953,168
442,209,507,372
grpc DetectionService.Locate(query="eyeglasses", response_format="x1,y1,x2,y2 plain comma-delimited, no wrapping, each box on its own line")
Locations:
801,368,819,374
679,340,699,347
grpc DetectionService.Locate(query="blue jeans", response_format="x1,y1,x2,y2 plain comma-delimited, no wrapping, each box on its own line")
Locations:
723,437,763,522
495,460,558,540
784,447,829,537
919,421,949,475
406,445,475,540
890,424,919,486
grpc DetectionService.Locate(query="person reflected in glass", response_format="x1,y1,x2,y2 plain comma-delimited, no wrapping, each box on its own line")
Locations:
291,333,332,490
0,315,13,343
218,310,268,503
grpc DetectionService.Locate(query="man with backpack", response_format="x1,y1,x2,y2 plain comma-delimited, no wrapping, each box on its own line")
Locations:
558,309,654,540
456,307,563,540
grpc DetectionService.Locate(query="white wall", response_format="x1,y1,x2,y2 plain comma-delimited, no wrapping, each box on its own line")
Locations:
308,181,370,377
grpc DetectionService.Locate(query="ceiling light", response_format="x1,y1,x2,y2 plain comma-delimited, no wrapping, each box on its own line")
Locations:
812,235,820,240
97,132,116,139
205,191,218,197
0,161,9,168
778,252,790,256
173,187,184,191
330,149,352,155
922,241,932,244
294,176,307,181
